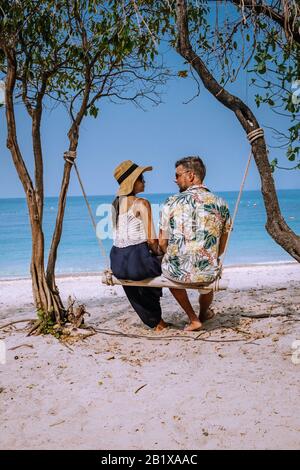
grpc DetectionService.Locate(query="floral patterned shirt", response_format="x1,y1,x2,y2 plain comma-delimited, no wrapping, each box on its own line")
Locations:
159,185,231,283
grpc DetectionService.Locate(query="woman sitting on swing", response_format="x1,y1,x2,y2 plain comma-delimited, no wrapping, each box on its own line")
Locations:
110,160,168,331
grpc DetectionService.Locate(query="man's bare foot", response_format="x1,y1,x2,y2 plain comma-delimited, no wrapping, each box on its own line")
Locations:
154,319,170,332
184,320,202,332
199,308,215,323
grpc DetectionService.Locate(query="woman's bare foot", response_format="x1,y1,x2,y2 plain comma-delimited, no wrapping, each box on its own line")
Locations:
184,320,203,332
199,291,214,322
154,319,170,332
199,308,215,323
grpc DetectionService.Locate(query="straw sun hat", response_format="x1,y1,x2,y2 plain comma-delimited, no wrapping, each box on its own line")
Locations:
113,160,152,196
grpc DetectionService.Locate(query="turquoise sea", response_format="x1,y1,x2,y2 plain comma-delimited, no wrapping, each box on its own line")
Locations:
0,189,299,278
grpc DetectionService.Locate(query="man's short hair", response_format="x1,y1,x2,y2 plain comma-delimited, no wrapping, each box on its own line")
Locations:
175,156,206,182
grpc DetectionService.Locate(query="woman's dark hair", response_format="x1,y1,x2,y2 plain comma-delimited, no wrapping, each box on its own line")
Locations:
112,174,144,226
112,196,120,228
112,193,135,226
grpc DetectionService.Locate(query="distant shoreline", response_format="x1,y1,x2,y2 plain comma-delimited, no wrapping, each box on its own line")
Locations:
0,187,299,200
0,260,298,283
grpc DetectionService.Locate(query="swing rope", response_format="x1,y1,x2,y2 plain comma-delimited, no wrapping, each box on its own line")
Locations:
65,126,264,291
214,127,264,290
63,151,111,274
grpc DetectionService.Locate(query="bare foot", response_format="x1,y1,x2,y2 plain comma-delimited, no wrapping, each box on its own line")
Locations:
184,320,203,332
154,319,170,332
199,308,215,323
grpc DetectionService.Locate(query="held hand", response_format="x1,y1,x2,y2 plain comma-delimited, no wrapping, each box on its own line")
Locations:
149,246,164,257
156,246,165,257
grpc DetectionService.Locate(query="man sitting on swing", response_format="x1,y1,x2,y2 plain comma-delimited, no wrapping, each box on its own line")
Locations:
159,156,232,331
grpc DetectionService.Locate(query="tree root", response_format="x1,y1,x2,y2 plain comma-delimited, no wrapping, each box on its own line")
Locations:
240,312,295,319
8,343,34,351
66,296,89,328
27,320,42,336
0,319,36,330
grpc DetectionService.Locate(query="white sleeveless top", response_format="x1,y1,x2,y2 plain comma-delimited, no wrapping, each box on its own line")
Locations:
114,202,147,248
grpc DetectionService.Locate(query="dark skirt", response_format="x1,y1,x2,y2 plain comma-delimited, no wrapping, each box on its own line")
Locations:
110,242,162,328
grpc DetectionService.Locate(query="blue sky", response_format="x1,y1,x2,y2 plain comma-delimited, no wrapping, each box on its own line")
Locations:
1,51,299,198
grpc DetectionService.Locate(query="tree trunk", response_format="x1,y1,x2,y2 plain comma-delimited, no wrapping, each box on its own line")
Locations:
47,80,91,289
29,195,65,324
46,134,79,292
4,47,66,323
175,0,300,262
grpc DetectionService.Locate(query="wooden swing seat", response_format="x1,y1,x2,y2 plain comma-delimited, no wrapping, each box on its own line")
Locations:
102,272,229,292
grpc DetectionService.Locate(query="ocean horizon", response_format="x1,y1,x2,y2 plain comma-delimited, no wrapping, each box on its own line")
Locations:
0,189,299,279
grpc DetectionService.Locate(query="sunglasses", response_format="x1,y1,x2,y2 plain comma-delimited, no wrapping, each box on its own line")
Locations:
175,170,190,179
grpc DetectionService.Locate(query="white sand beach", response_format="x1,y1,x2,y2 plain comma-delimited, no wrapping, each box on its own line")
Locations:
0,262,299,450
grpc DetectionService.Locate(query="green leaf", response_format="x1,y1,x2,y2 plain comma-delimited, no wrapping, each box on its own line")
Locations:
257,62,266,74
89,105,99,119
270,158,278,173
178,70,188,78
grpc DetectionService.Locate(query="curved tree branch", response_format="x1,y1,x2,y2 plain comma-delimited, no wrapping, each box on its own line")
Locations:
176,0,300,262
230,0,300,44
